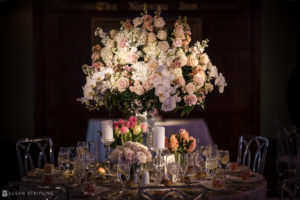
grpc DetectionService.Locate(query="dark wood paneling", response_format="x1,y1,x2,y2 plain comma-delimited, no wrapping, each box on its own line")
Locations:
34,0,260,160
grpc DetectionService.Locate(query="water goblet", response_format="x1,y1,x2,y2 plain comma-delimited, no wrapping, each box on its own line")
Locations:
166,154,179,183
205,157,219,179
117,155,130,194
218,150,230,169
58,147,69,171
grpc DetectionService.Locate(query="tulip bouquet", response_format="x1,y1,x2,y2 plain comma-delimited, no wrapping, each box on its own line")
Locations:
110,116,147,148
77,7,227,116
165,129,196,154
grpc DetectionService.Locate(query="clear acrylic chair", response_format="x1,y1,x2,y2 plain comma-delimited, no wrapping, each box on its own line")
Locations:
237,135,269,175
137,185,208,200
6,181,68,200
16,137,54,178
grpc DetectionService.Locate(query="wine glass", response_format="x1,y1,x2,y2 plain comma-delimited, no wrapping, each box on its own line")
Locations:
67,146,77,170
73,156,87,184
117,156,130,194
218,150,230,169
77,141,88,155
166,154,179,183
205,157,219,179
176,154,188,183
58,147,69,171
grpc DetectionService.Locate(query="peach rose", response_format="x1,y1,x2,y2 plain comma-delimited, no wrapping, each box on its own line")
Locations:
169,134,179,152
184,94,197,106
117,77,129,92
133,17,143,27
134,84,144,96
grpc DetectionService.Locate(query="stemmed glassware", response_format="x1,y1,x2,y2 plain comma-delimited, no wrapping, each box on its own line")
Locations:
176,153,189,183
153,149,165,184
58,147,70,171
218,150,230,169
205,144,219,179
117,154,130,194
194,147,206,177
166,154,179,183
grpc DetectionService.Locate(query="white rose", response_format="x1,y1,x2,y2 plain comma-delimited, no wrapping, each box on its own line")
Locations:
117,77,129,92
157,30,167,40
187,54,198,67
171,68,183,79
199,53,210,65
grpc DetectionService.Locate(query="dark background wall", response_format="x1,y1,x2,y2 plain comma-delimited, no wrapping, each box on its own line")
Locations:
0,0,299,194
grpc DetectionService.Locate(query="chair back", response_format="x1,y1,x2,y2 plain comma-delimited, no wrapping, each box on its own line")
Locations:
138,185,207,200
237,135,269,175
6,181,68,200
16,137,54,178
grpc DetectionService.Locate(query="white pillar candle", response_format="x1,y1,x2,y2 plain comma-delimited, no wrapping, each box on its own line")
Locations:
101,120,113,141
153,126,165,149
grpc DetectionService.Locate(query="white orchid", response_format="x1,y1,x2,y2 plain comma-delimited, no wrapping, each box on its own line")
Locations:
215,73,227,93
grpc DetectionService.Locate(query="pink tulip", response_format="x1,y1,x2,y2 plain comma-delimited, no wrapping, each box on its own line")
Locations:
113,121,119,129
120,126,128,134
141,123,147,132
119,119,125,126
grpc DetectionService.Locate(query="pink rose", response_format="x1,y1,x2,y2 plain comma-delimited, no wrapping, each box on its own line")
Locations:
184,94,197,106
91,61,104,69
134,85,144,96
120,125,128,134
117,77,129,92
141,123,147,132
157,30,167,40
172,38,183,48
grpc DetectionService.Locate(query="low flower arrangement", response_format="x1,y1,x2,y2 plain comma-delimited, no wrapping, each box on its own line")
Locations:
78,7,227,116
110,141,152,164
165,129,196,154
110,116,147,148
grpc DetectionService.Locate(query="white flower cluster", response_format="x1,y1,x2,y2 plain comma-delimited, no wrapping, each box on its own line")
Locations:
110,141,152,164
78,11,227,114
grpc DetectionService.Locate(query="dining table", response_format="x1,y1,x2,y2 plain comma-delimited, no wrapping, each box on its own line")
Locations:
22,166,267,200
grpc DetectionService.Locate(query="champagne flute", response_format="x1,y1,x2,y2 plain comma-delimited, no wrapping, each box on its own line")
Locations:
58,147,69,171
117,156,130,194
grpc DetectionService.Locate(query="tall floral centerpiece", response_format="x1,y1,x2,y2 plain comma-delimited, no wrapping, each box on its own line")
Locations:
78,7,227,148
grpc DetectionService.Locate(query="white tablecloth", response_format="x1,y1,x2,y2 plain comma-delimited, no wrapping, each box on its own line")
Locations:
86,118,213,162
